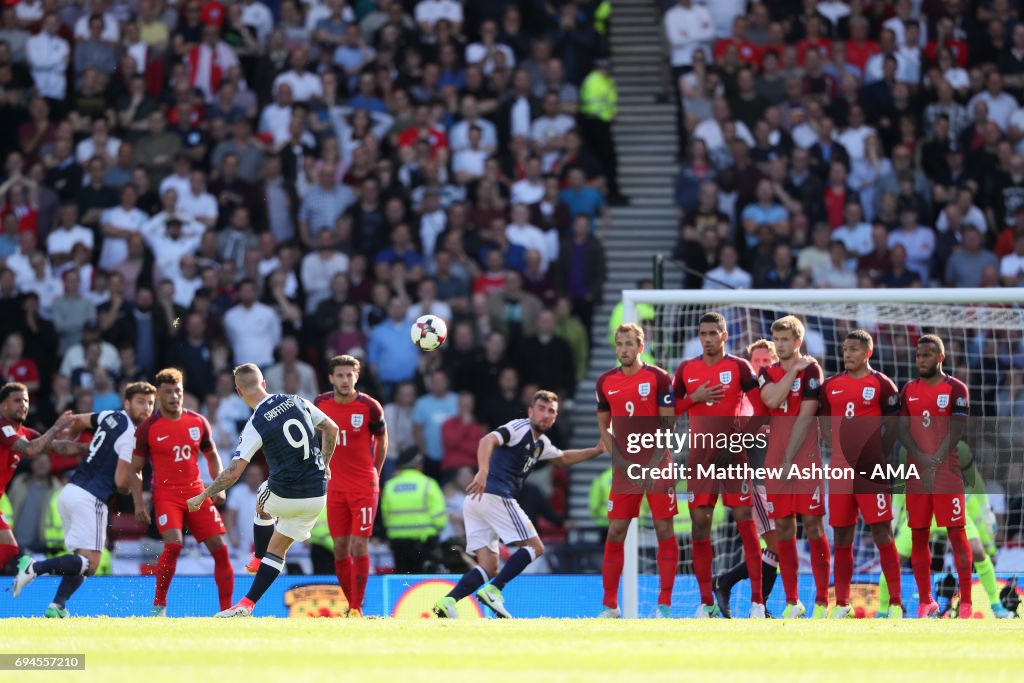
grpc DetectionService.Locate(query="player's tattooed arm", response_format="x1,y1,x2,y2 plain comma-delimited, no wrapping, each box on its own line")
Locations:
11,411,75,457
188,458,249,511
50,440,88,456
316,416,339,470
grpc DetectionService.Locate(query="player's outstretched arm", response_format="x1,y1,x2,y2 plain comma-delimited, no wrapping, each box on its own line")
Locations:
188,458,249,512
12,411,75,458
50,440,88,456
466,433,499,498
550,443,605,467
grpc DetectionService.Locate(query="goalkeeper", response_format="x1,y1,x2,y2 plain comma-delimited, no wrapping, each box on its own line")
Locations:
878,441,1011,618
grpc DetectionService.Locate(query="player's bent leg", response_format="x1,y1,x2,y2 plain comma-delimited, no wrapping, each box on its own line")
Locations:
436,545,496,618
219,531,297,617
478,538,542,619
249,510,276,573
152,527,184,616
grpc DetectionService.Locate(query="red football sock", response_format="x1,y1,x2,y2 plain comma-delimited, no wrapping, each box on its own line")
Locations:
154,542,182,607
656,537,678,606
0,543,18,569
211,544,235,610
910,528,933,604
351,554,370,611
834,544,853,607
692,538,714,606
601,541,624,609
947,526,973,610
777,537,799,604
877,540,902,607
334,556,353,603
737,519,763,604
809,535,831,606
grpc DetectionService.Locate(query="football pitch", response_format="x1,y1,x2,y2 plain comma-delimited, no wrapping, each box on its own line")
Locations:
2,618,1021,683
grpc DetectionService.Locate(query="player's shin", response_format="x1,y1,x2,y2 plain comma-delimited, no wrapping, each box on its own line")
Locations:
656,537,678,606
833,544,854,607
491,546,537,590
334,555,353,601
253,514,274,559
761,549,779,603
32,553,89,576
910,528,934,604
212,544,235,610
53,575,85,608
809,535,830,606
778,538,800,604
877,540,903,607
947,527,973,610
449,565,489,601
244,552,285,606
737,519,763,604
602,541,625,609
154,542,182,607
692,538,714,606
351,554,370,610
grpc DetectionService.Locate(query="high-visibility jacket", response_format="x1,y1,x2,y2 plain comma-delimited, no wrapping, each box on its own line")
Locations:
589,468,613,528
380,469,447,541
580,70,618,121
594,0,611,35
309,506,334,552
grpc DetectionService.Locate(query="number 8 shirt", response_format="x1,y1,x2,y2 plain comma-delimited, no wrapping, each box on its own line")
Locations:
133,409,225,541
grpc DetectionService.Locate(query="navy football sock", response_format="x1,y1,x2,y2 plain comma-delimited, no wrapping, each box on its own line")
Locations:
33,554,88,576
245,553,283,604
448,566,489,601
53,576,85,608
491,547,536,591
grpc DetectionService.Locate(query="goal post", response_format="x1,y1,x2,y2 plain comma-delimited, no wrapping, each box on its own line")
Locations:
618,287,1024,619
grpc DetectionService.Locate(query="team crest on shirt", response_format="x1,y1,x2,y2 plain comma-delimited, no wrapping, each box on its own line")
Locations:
791,378,801,393
351,414,364,429
1,425,15,438
638,382,651,398
719,371,732,384
862,387,875,401
188,427,201,441
937,394,950,409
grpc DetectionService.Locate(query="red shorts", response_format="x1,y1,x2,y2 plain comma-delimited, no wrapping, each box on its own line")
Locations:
828,492,893,527
906,493,968,528
154,487,226,543
688,491,754,509
767,489,826,519
327,489,379,538
608,491,678,520
688,448,750,508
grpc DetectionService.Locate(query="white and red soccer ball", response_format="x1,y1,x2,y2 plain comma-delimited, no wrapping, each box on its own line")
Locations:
410,315,448,352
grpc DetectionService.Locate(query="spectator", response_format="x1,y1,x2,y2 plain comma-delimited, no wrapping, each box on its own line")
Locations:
264,336,318,398
301,229,350,315
580,59,628,204
945,226,999,287
704,243,752,289
440,392,485,478
887,206,936,284
516,309,576,398
479,366,523,430
412,368,458,479
26,14,69,100
879,243,921,288
382,381,418,475
168,312,215,400
0,332,39,393
51,269,96,355
1000,233,1024,286
8,453,61,554
224,279,282,369
813,240,857,289
367,295,420,396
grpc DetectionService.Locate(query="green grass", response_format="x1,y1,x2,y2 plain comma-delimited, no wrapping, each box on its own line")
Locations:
2,618,1020,683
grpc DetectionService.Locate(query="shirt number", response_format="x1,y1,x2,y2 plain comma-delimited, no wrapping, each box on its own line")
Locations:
921,409,930,428
624,401,635,416
845,402,856,418
85,430,107,464
173,445,192,462
284,418,324,471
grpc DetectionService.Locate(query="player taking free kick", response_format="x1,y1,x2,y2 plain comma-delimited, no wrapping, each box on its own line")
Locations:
595,323,677,618
131,368,234,616
188,364,339,617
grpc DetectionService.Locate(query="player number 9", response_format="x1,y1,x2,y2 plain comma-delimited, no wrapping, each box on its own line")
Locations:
625,401,635,416
283,418,311,460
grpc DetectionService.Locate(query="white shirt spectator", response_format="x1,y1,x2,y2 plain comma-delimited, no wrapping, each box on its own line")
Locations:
465,41,515,75
99,205,148,271
300,250,350,314
664,2,715,68
273,71,324,102
224,301,282,368
1000,250,1024,282
510,96,532,139
936,206,987,233
510,178,545,206
414,0,463,28
241,0,275,45
883,15,927,48
19,270,62,319
138,214,207,279
76,136,122,165
171,271,202,308
177,189,218,225
226,483,258,554
898,46,922,84
448,118,497,152
968,90,1020,132
888,227,936,282
47,224,94,257
707,0,747,38
694,117,754,153
452,148,488,177
264,360,319,398
506,222,552,271
833,222,874,256
159,172,191,200
406,300,453,326
15,0,42,23
837,125,876,161
530,113,576,171
26,31,70,100
258,103,293,145
703,264,752,289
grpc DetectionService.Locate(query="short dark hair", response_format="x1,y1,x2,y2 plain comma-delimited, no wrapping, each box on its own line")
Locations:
328,354,361,374
918,334,946,355
699,311,727,331
125,381,157,401
846,329,874,350
0,382,27,402
531,390,558,406
154,368,184,387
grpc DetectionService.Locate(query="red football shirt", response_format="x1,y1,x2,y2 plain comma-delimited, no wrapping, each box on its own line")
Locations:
674,354,758,425
133,410,213,494
819,370,899,470
314,392,386,494
900,376,969,474
758,361,824,465
0,417,38,490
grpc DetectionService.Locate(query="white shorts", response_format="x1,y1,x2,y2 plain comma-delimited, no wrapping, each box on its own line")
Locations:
58,483,107,552
464,493,537,553
752,484,775,537
257,481,326,542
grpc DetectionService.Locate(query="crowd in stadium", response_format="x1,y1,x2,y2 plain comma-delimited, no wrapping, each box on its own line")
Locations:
0,0,619,574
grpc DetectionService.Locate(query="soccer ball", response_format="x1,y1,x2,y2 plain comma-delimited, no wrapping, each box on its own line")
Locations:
411,315,448,352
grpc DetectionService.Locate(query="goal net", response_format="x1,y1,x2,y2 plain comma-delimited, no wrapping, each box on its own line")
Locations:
618,288,1024,618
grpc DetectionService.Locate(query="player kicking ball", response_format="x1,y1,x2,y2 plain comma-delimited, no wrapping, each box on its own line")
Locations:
674,312,765,619
13,383,156,616
187,364,339,617
131,368,234,616
756,318,830,619
433,391,602,619
896,335,977,619
820,330,903,619
596,323,677,618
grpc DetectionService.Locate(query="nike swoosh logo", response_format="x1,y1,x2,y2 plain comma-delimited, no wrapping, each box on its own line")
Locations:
608,389,620,394
738,495,751,502
157,435,169,441
908,397,919,402
688,378,700,383
950,516,962,522
831,390,843,395
359,525,371,531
